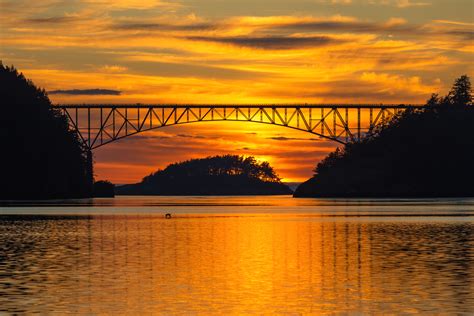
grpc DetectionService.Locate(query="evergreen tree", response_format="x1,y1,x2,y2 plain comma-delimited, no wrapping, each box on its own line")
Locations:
0,62,93,199
448,75,472,106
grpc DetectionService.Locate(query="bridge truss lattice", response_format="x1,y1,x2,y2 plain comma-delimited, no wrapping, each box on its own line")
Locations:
57,104,419,150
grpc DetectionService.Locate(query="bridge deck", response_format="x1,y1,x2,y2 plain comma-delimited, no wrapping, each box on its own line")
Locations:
56,104,423,109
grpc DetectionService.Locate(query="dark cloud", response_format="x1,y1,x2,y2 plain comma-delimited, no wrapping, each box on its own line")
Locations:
446,30,474,40
177,134,207,139
120,134,170,142
268,136,319,141
103,132,218,143
48,89,122,95
25,16,79,24
272,20,473,40
274,20,419,35
113,19,416,37
187,35,342,49
114,22,215,31
112,18,471,46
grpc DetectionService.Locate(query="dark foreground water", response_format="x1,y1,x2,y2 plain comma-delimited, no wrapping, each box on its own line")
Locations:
1,196,473,314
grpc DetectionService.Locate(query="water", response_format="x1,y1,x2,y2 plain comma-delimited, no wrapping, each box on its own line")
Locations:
1,196,473,314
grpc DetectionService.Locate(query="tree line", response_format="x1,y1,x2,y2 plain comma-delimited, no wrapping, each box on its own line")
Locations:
143,154,281,184
294,76,474,197
0,63,93,199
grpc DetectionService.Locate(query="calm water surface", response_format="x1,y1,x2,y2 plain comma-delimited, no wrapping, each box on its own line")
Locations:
1,196,473,314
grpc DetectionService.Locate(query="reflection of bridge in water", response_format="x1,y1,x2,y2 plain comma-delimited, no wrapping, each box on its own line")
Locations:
57,104,421,150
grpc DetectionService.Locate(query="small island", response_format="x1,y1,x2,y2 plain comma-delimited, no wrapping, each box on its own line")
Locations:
93,180,115,198
116,155,293,195
294,76,474,198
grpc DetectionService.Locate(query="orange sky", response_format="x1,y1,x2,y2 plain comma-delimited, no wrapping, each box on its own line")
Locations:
1,0,473,183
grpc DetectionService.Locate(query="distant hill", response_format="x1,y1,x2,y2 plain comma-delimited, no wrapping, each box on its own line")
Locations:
116,155,293,195
294,75,474,198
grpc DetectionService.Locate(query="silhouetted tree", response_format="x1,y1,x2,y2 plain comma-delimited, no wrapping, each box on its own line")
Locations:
295,75,474,197
0,62,93,199
426,93,440,107
448,75,472,106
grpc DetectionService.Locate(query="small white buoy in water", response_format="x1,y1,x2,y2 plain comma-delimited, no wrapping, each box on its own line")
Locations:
165,213,172,219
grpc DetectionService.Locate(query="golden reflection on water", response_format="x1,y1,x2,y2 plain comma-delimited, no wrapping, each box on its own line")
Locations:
0,214,473,314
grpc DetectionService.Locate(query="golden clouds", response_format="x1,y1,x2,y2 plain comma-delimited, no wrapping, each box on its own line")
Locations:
11,10,467,103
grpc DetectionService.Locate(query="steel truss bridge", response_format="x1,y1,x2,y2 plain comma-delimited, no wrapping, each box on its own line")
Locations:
56,104,420,150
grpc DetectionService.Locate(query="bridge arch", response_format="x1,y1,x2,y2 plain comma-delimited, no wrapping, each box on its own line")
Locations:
95,118,347,149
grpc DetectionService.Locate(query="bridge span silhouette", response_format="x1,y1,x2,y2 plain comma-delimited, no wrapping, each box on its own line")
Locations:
56,104,421,150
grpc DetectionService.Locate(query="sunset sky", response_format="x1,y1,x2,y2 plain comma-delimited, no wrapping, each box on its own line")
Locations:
1,0,473,183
